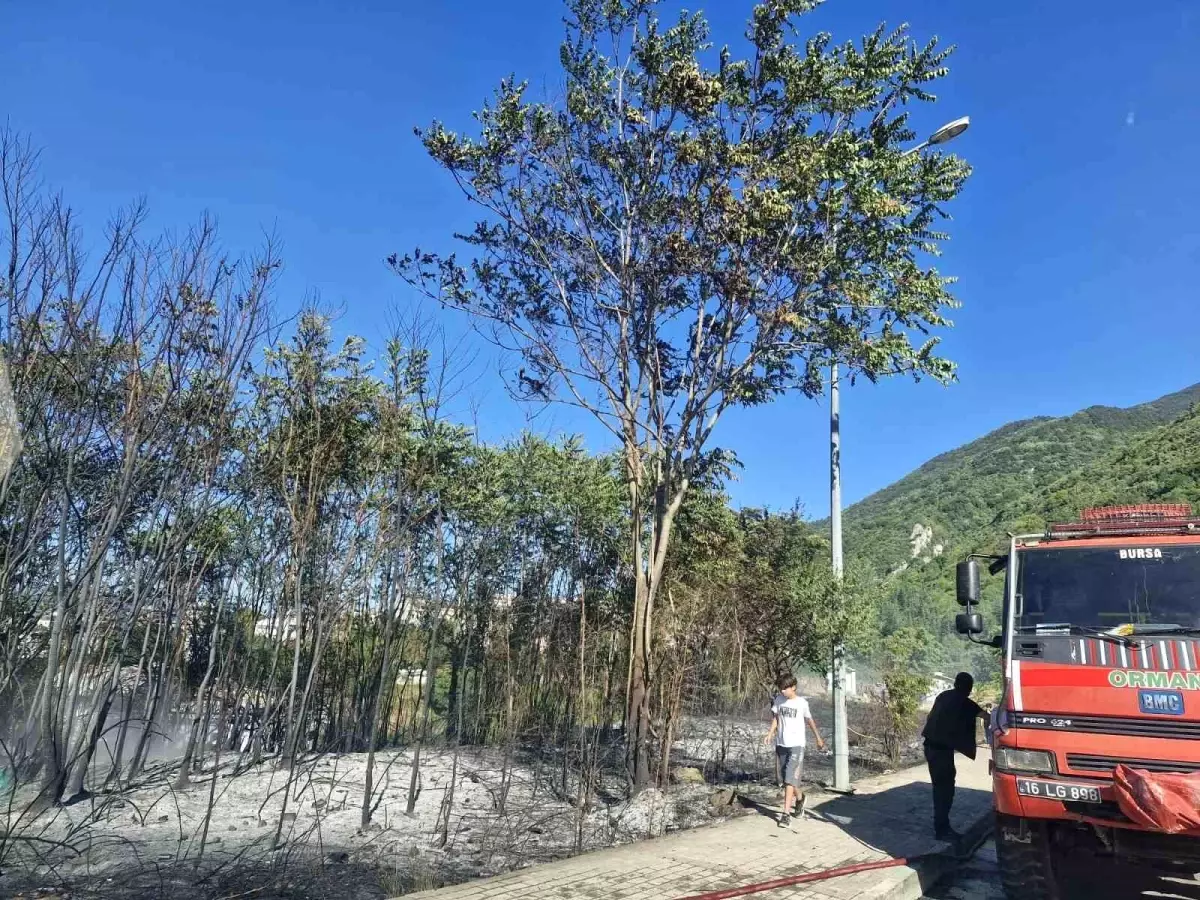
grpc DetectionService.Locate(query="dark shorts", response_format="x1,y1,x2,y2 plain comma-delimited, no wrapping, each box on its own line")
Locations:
776,745,805,788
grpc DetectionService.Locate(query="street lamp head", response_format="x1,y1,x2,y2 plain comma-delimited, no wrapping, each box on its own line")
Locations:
927,116,970,146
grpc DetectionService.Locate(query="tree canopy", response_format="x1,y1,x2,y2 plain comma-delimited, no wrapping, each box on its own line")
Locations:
393,0,971,787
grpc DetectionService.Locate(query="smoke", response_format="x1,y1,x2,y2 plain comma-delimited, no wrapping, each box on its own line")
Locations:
0,675,193,792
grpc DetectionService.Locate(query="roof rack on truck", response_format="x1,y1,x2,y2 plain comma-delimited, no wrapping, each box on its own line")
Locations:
1046,503,1200,539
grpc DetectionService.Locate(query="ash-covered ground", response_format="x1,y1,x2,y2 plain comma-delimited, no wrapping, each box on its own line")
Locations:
1,700,919,900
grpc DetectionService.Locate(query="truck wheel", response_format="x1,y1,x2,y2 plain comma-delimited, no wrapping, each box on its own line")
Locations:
995,814,1058,900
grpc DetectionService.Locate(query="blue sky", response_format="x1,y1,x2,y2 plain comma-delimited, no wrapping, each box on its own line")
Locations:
4,0,1198,517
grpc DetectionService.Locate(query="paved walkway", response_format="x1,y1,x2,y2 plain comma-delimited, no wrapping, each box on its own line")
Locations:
404,752,993,900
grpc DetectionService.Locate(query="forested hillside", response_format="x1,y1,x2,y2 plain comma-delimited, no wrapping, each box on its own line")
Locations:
1024,401,1200,525
844,382,1200,577
844,387,1200,672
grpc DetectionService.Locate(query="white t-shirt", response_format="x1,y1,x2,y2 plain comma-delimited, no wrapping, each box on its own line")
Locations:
772,694,812,748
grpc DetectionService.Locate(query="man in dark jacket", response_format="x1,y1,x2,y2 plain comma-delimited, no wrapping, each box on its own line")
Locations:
922,672,988,840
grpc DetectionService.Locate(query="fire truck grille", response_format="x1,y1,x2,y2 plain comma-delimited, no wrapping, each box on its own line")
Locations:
1014,712,1200,740
1065,754,1200,775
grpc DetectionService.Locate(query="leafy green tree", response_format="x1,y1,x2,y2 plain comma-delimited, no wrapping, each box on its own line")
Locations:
878,626,933,765
735,508,879,685
393,0,970,786
250,312,384,773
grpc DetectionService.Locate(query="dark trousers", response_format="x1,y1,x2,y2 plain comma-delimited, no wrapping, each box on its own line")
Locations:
923,741,956,833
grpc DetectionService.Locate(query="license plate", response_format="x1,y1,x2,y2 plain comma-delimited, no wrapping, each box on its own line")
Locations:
1016,778,1101,803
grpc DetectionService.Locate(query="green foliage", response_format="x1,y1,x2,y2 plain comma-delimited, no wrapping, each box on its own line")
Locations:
392,0,971,784
394,0,971,419
721,507,880,684
652,493,887,715
844,387,1200,578
837,385,1200,676
252,312,386,505
1028,403,1200,524
878,626,933,765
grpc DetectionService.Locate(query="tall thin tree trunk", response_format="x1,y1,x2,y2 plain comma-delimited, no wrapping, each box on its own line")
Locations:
438,615,471,847
405,614,440,817
63,655,121,802
280,561,305,768
107,609,154,788
37,481,72,803
176,598,224,789
626,572,652,790
129,604,177,780
248,605,285,767
575,581,588,853
196,640,235,867
287,611,328,762
362,565,398,828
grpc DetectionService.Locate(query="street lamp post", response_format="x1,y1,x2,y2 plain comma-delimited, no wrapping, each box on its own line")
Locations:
830,362,849,792
829,115,970,794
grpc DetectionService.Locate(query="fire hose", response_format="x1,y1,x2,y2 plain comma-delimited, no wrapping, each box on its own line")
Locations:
672,854,929,900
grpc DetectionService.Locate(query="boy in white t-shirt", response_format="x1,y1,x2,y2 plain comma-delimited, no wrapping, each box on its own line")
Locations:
764,672,826,828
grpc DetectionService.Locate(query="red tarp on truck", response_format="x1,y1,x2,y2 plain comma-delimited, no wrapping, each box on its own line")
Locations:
1113,764,1200,834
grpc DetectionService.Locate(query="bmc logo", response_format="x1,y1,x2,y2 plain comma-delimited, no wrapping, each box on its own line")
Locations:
1120,548,1164,560
1139,690,1185,716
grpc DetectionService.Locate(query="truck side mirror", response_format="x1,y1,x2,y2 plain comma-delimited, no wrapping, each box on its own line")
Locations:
956,559,980,607
956,612,984,636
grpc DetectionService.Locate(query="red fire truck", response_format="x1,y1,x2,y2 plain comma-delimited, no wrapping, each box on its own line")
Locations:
955,504,1200,898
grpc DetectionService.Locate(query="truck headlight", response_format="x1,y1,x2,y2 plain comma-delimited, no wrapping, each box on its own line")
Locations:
995,747,1055,775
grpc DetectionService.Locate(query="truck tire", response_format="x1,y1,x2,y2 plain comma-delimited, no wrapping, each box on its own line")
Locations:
995,814,1059,900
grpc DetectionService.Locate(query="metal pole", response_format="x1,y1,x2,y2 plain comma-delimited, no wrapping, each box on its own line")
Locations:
830,362,850,792
820,118,969,793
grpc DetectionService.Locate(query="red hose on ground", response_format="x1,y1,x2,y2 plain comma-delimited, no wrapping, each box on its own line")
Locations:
672,856,914,900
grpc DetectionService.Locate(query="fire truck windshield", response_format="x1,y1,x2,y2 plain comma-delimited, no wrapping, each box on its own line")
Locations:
1017,544,1200,631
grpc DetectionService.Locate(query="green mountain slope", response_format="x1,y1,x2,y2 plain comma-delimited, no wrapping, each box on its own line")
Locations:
1024,401,1200,526
837,383,1200,670
843,382,1200,579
